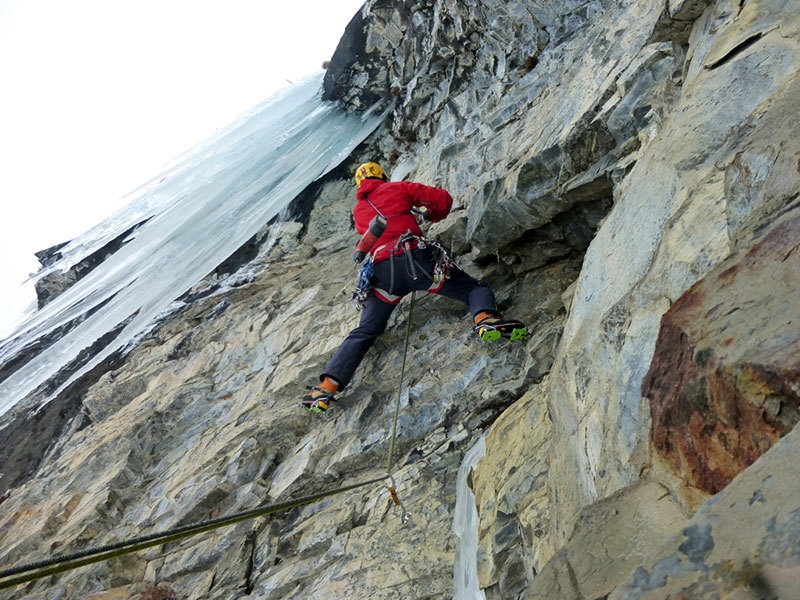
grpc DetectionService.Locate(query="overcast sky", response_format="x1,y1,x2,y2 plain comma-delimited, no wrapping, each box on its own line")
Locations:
0,0,365,339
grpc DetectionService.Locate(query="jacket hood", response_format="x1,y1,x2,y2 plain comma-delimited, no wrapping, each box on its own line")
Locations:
356,178,386,200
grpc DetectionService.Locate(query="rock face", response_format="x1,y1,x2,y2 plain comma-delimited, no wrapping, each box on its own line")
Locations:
611,423,800,599
33,221,145,308
1,0,800,599
645,208,800,495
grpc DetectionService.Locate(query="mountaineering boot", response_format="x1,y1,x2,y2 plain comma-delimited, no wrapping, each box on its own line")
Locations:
473,312,528,342
302,377,339,413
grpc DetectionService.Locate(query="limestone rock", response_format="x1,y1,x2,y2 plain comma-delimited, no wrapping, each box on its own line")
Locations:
544,0,800,547
2,0,800,598
527,480,686,600
645,207,800,494
611,422,800,599
471,388,552,599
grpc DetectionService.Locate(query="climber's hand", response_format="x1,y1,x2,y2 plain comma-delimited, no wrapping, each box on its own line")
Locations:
411,207,430,223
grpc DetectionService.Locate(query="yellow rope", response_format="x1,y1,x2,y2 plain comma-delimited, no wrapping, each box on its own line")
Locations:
0,476,386,590
385,291,415,476
384,291,415,524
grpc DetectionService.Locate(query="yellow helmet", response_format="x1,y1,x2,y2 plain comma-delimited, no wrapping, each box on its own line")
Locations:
354,162,387,186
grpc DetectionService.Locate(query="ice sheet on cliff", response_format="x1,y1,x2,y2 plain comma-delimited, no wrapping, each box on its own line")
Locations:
0,72,385,418
453,436,487,600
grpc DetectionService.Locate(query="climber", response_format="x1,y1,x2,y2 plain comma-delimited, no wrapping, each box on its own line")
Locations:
302,161,527,412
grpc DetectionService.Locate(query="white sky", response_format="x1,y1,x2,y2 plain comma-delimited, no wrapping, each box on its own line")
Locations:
0,0,365,339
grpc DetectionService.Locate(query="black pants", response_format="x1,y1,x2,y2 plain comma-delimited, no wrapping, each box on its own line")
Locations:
321,247,497,389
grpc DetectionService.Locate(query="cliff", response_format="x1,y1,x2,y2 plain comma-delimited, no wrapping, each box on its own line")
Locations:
1,0,799,598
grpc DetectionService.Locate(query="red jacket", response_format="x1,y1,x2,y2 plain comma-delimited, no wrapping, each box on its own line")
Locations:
354,179,453,263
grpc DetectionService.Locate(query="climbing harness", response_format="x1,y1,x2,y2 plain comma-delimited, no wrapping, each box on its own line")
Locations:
381,232,459,300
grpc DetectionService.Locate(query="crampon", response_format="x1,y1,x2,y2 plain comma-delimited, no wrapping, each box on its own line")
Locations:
302,387,336,413
473,317,528,342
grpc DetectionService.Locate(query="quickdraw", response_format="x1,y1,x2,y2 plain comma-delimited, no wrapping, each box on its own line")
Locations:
426,236,459,284
388,476,412,524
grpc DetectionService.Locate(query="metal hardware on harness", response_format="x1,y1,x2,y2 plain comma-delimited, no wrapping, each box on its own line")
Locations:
426,237,458,284
352,258,374,310
391,232,459,289
433,261,444,284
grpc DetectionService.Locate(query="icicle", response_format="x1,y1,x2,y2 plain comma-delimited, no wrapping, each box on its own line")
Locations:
0,71,385,418
453,435,487,600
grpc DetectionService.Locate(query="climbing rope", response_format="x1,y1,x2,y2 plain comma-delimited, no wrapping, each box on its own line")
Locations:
0,288,421,590
384,291,415,524
0,475,386,590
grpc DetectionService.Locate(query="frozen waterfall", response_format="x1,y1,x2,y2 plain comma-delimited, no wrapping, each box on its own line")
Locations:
453,435,487,600
0,72,385,418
